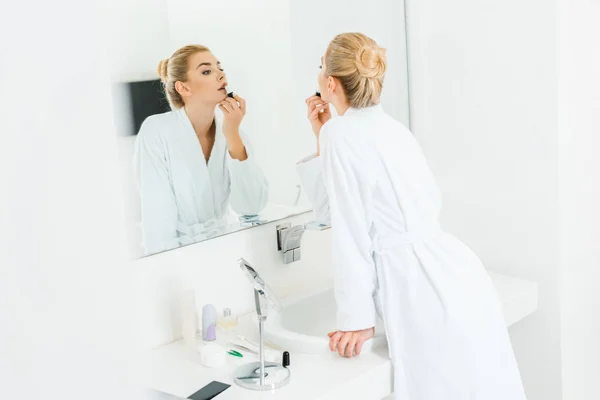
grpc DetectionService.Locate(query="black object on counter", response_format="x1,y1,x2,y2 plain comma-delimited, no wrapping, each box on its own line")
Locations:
187,381,230,400
282,351,290,368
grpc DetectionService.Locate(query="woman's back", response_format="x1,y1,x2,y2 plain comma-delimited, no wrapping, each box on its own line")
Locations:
324,105,443,241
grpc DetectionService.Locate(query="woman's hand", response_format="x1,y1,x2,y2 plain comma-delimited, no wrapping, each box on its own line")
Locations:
219,94,246,139
306,94,331,137
219,94,247,161
327,327,375,358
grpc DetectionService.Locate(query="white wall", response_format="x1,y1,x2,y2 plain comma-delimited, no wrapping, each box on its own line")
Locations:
557,0,600,399
406,1,561,399
1,2,136,399
134,212,333,349
105,0,171,81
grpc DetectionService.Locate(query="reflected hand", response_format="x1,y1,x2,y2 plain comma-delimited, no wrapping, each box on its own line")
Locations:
327,327,375,358
305,94,331,137
219,94,246,139
219,94,247,160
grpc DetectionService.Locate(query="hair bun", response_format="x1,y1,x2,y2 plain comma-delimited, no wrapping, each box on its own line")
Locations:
355,46,386,79
157,58,169,83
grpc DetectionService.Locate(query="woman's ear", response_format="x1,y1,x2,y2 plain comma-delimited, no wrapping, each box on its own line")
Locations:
175,81,190,98
327,76,336,96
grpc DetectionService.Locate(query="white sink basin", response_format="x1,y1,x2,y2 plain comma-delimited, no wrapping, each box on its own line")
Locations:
254,272,538,356
259,287,387,355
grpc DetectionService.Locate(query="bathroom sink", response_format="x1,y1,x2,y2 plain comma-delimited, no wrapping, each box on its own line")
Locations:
258,286,388,355
253,272,538,356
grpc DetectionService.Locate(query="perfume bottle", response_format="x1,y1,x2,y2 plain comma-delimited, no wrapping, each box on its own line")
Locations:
217,308,238,332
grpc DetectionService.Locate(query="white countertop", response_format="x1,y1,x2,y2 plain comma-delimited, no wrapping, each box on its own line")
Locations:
141,316,392,400
142,271,538,400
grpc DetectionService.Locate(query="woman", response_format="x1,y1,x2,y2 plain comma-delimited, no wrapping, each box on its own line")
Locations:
297,33,526,399
133,45,269,256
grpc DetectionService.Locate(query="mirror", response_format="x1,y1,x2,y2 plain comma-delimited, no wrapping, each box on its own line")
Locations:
109,0,409,258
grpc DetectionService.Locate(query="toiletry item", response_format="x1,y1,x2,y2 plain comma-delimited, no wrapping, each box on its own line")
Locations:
206,324,216,341
236,333,283,351
180,291,197,349
217,308,238,332
229,337,280,362
227,349,243,358
199,342,226,368
315,91,321,97
202,304,217,342
282,351,290,367
227,342,258,356
227,91,235,98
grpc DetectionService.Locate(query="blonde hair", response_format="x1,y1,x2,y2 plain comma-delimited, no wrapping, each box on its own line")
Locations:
324,33,386,108
157,44,210,109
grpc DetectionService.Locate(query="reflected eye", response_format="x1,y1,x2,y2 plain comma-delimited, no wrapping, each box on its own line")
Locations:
202,70,211,75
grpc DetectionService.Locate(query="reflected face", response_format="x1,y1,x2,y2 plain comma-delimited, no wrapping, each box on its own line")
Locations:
317,55,330,102
180,51,229,105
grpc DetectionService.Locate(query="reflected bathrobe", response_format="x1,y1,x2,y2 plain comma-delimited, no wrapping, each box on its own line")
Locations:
133,107,269,255
297,105,526,400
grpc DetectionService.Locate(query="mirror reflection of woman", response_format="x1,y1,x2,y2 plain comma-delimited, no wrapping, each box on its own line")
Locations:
297,33,526,399
134,45,268,256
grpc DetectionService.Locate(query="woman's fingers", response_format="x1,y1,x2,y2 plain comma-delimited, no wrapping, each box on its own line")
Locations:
223,97,240,110
355,337,366,356
218,104,230,113
329,331,342,352
346,334,359,358
310,107,322,120
337,333,351,357
308,98,326,109
233,94,246,112
305,95,320,105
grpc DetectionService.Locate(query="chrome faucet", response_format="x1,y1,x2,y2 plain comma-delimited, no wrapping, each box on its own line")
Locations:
276,221,331,264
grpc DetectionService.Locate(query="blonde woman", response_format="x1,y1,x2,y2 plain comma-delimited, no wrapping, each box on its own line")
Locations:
297,33,526,399
133,45,268,255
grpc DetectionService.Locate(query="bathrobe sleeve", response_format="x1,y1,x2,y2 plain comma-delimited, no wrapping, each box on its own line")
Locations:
296,153,331,225
133,118,180,255
319,119,378,332
226,130,269,216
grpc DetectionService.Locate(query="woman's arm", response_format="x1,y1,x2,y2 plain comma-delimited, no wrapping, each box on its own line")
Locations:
219,95,269,216
296,94,334,224
133,119,180,255
225,129,269,216
320,120,377,332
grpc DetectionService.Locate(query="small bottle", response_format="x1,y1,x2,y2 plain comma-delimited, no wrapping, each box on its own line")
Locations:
217,308,238,332
202,304,217,342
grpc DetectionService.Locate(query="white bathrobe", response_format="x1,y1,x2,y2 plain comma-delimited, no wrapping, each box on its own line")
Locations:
133,107,269,255
297,105,526,399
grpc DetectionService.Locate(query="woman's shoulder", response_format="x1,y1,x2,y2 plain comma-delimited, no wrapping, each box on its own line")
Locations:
320,114,367,146
140,110,178,130
136,110,179,140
